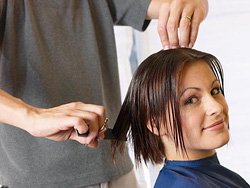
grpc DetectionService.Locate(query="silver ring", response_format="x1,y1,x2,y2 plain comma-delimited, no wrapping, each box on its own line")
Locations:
181,15,192,22
99,118,108,133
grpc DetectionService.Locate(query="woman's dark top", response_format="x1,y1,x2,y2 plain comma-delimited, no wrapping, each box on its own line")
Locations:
154,154,250,188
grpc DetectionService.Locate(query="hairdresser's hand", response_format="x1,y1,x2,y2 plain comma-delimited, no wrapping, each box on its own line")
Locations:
26,102,107,148
147,0,208,49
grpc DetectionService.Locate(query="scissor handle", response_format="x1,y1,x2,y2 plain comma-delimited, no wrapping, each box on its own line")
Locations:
74,128,89,137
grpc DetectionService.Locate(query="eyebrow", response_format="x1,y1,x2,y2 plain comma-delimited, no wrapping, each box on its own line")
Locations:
180,79,219,98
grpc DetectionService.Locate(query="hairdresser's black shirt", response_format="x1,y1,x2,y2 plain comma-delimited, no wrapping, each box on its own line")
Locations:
154,153,250,188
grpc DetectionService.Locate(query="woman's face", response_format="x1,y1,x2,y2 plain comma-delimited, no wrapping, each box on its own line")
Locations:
178,60,229,159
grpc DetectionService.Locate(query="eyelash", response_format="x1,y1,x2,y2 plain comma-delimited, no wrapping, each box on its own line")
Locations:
184,87,222,105
184,96,198,105
211,87,221,95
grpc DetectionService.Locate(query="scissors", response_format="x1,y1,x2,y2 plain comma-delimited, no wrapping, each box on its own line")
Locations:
74,128,126,141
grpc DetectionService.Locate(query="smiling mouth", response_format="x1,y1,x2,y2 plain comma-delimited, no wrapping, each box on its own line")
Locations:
203,119,225,131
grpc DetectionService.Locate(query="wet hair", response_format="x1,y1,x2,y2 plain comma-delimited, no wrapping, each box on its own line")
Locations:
112,48,224,165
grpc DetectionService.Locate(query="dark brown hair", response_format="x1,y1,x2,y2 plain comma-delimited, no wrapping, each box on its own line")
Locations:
112,48,224,164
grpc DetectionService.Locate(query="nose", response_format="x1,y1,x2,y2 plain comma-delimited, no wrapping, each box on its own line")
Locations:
205,96,223,116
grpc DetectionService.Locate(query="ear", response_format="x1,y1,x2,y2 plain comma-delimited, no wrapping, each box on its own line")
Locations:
146,120,167,136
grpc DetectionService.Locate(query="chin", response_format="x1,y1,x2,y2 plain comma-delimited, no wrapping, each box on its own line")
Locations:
214,132,230,149
201,130,230,151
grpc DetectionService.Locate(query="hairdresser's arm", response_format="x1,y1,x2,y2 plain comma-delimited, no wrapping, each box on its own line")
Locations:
0,89,105,148
147,0,208,49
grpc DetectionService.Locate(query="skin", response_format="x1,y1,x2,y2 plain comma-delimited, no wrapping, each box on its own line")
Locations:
0,90,106,148
162,61,229,160
147,0,209,49
0,1,209,148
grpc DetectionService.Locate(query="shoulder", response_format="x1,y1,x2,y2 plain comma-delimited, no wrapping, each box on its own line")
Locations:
154,163,250,188
154,166,205,188
211,164,250,187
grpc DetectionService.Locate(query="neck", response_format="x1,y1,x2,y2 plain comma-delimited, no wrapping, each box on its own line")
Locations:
161,135,216,161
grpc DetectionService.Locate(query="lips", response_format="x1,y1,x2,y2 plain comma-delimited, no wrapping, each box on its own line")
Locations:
203,119,225,131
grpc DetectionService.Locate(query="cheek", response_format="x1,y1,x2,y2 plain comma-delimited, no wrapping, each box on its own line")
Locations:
224,105,229,126
181,107,204,130
180,110,204,144
220,96,229,123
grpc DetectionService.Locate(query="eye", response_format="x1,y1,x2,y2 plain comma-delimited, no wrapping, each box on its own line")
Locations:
211,87,221,95
185,96,198,105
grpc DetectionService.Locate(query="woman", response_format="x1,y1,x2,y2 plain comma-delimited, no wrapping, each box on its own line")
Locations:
112,48,250,188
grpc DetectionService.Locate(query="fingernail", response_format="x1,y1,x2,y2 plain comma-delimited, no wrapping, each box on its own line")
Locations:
188,43,193,48
171,46,178,49
181,45,186,48
163,45,169,50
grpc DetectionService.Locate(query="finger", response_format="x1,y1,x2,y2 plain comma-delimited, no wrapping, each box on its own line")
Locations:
189,10,202,48
158,3,170,50
77,104,108,138
70,117,89,134
65,116,92,143
70,130,99,148
65,102,108,143
179,8,193,48
87,139,99,148
97,133,105,140
82,104,107,132
78,111,99,143
73,103,106,117
69,102,107,132
46,115,89,136
60,112,93,133
64,110,99,143
167,3,182,49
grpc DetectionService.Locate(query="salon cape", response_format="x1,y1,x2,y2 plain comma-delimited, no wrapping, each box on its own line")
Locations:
154,153,250,188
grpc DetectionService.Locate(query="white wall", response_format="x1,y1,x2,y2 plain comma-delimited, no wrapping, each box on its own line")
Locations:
115,0,250,187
